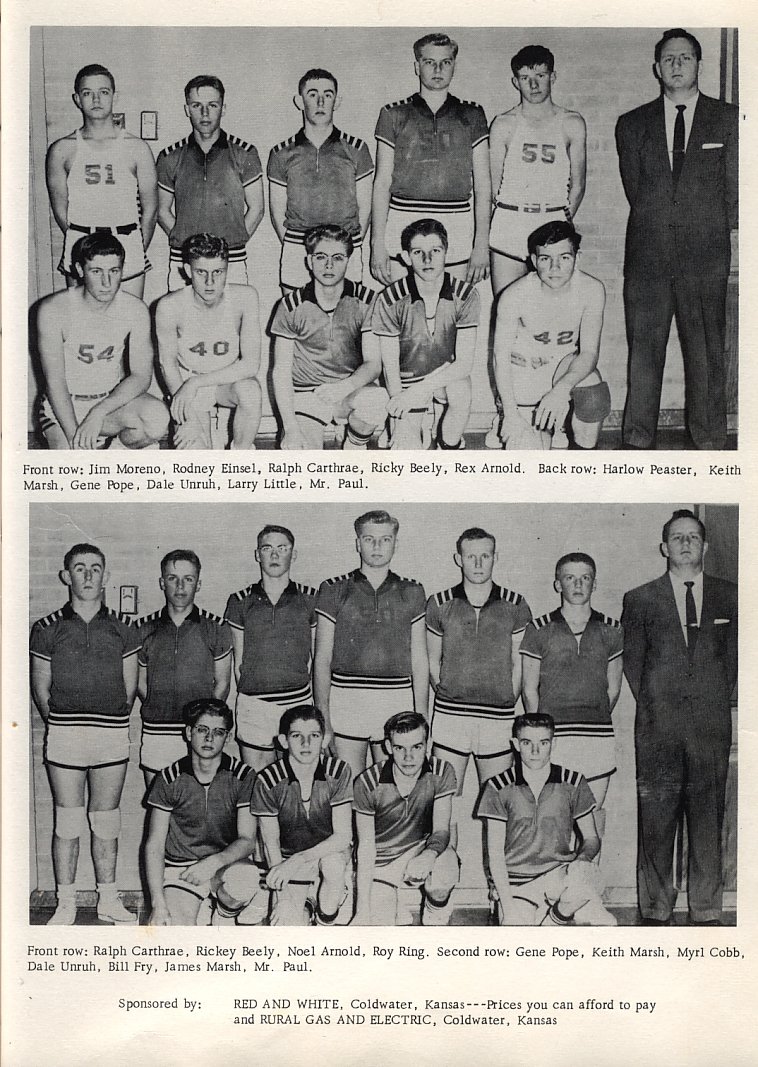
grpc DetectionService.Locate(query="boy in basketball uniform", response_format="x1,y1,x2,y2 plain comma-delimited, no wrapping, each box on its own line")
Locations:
268,69,373,292
270,225,385,450
155,233,261,449
36,232,169,450
30,543,141,925
372,218,479,449
489,46,586,298
493,221,610,450
46,64,157,298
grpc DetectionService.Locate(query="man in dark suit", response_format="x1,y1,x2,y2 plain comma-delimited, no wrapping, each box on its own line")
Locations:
616,29,738,449
622,510,737,925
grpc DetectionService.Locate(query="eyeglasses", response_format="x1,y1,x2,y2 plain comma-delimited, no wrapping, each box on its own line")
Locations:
192,725,228,740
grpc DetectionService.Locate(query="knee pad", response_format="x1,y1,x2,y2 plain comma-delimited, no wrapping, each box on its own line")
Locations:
88,808,121,840
572,380,611,423
54,806,87,840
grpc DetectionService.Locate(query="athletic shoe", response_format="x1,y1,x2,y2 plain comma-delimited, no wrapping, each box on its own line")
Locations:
47,901,77,925
97,897,138,925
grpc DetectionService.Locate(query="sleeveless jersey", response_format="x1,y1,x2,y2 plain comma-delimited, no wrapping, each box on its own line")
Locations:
62,289,128,396
176,288,241,376
497,111,571,207
66,128,141,227
510,270,600,403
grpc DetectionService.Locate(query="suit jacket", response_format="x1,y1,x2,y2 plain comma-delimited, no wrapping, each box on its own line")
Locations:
615,93,738,279
621,572,737,742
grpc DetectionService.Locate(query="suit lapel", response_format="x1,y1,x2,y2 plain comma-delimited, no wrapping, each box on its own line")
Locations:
680,94,708,182
657,573,688,654
649,97,672,189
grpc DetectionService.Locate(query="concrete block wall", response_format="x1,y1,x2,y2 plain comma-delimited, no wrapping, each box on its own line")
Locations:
31,500,728,903
28,26,726,431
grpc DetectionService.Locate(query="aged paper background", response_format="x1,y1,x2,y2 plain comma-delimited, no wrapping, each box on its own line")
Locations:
3,1,755,1065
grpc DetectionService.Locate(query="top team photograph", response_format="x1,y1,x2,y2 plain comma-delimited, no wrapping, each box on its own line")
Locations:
28,27,738,452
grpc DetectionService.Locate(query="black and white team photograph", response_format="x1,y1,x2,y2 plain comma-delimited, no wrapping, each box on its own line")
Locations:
27,26,739,453
28,502,738,928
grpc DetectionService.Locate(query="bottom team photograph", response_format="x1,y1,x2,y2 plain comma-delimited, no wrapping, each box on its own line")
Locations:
28,501,738,928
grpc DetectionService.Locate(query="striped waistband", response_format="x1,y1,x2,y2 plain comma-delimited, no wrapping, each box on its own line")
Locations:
170,246,247,262
553,721,614,738
331,672,411,690
72,391,110,402
390,195,470,213
284,229,362,246
239,682,313,704
434,694,515,719
142,721,185,736
70,222,139,235
496,202,567,214
48,712,130,729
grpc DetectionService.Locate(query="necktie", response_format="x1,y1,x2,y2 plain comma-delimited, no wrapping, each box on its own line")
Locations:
684,580,698,652
672,104,686,185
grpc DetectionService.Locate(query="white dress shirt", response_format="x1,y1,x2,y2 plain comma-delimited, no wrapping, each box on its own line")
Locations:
668,569,704,637
663,91,699,165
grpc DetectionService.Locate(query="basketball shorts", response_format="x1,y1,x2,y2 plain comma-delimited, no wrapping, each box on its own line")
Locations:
551,726,616,783
431,696,515,759
281,232,364,291
164,861,212,903
385,199,473,266
168,252,248,292
45,722,130,769
140,723,187,773
59,223,148,281
36,393,113,446
235,684,313,750
329,677,414,743
489,203,571,261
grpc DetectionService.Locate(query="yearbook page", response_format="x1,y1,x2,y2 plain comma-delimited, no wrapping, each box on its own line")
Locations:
2,2,754,1065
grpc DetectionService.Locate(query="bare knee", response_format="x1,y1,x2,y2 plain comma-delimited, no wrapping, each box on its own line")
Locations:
232,378,261,412
319,852,348,884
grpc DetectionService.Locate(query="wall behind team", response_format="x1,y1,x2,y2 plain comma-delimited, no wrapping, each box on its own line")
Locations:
29,501,737,903
29,25,724,430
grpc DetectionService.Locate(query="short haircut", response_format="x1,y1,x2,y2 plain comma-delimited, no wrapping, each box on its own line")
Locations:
384,711,430,742
71,232,125,270
655,28,702,64
401,217,449,253
64,543,106,571
182,233,229,264
413,33,459,60
555,552,596,581
511,45,555,76
304,224,354,257
183,698,233,732
160,549,201,576
74,64,115,96
354,510,400,536
279,704,325,736
257,524,295,548
298,68,338,96
184,75,225,101
456,527,496,555
528,220,581,258
513,712,555,739
662,509,706,543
